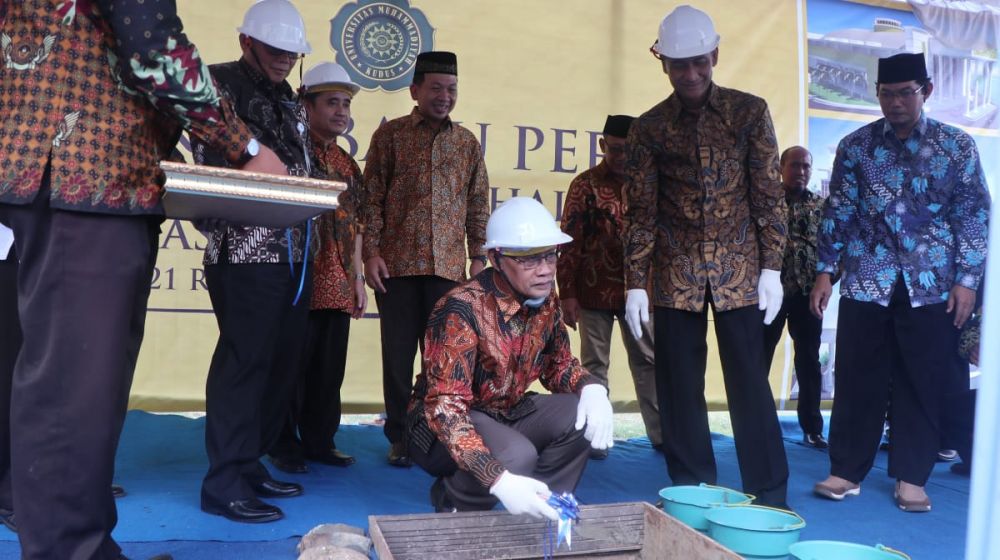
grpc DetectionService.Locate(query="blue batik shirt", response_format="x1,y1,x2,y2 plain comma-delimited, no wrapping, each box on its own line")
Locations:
817,114,990,307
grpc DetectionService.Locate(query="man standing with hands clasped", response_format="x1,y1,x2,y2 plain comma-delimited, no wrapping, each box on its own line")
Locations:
622,5,791,509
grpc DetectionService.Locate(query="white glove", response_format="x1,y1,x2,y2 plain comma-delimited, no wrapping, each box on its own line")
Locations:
489,471,558,521
575,384,614,450
624,289,650,340
758,269,783,325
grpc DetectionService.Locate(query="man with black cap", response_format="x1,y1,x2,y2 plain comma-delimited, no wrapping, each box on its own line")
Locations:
811,52,990,512
361,51,490,467
622,5,791,508
557,115,660,459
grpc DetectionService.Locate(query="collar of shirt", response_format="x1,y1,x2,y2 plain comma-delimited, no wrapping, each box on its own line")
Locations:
662,82,724,123
237,58,296,102
783,185,818,206
309,129,340,157
881,112,927,142
408,106,454,130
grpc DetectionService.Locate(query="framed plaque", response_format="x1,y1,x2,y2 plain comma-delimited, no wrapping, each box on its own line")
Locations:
160,162,347,229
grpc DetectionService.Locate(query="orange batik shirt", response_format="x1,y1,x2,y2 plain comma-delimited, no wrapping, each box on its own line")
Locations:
310,133,362,313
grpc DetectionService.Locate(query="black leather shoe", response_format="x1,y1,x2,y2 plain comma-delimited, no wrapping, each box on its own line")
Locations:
251,478,303,498
387,442,411,468
112,484,127,498
268,454,308,474
589,448,609,460
306,448,356,467
804,433,829,449
118,554,173,560
201,497,284,523
0,510,15,533
430,478,456,513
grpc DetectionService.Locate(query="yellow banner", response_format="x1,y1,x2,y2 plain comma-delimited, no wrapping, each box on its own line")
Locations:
133,0,805,412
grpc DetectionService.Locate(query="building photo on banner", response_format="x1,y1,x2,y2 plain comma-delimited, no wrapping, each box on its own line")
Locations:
135,0,803,412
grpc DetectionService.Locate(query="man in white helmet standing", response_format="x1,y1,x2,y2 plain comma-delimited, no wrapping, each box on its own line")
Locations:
622,5,791,508
268,62,367,471
193,0,314,523
406,197,614,516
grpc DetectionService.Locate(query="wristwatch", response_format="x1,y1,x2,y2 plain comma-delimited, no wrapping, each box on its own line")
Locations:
235,137,260,166
471,255,487,265
355,272,366,282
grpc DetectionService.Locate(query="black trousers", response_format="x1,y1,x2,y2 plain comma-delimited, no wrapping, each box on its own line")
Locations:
201,262,311,504
0,181,158,560
409,394,590,511
0,250,21,514
375,275,457,444
272,309,352,457
762,290,824,435
654,303,789,506
829,281,961,486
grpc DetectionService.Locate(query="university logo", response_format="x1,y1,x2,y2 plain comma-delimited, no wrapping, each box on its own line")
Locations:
329,0,434,92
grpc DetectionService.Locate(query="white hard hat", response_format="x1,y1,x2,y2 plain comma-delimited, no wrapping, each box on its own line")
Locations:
482,197,572,251
302,62,360,95
238,0,312,55
652,5,720,60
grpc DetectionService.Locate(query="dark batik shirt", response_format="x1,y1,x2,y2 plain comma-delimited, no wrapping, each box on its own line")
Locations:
194,60,311,265
407,268,600,488
781,188,824,295
360,108,489,283
557,160,628,310
623,84,787,312
817,115,990,307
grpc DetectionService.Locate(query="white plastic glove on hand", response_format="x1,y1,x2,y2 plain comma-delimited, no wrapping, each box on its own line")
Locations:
575,384,614,450
624,289,650,340
758,269,783,325
488,471,558,521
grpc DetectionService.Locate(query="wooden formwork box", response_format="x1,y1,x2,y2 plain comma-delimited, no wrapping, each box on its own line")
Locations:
368,502,741,559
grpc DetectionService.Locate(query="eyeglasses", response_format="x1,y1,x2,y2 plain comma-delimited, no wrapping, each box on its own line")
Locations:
877,85,924,102
503,250,558,270
256,41,302,61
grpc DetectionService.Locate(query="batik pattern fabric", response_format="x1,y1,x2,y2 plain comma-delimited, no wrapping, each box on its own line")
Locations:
406,268,601,488
310,134,361,313
193,60,311,265
781,189,824,295
557,160,628,311
0,0,251,215
623,84,787,312
817,116,990,307
360,108,489,283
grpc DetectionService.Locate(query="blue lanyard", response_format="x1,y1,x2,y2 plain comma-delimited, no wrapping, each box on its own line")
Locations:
285,221,311,306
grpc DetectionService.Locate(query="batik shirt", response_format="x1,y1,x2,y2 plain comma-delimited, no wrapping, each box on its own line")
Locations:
623,84,787,312
406,268,601,489
557,160,628,310
194,60,310,265
310,132,361,313
361,108,489,282
0,0,251,215
781,189,824,295
817,116,990,307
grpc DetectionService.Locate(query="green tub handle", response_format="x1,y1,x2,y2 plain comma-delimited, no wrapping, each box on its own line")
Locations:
876,544,911,559
724,503,806,530
697,483,756,504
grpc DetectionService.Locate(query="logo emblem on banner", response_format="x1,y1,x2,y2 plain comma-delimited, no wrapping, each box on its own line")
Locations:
329,0,434,92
